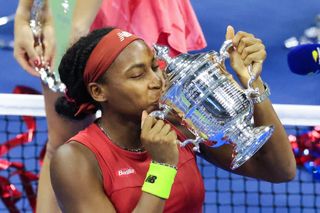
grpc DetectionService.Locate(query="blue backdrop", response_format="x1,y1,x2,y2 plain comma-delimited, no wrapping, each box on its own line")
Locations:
1,0,320,105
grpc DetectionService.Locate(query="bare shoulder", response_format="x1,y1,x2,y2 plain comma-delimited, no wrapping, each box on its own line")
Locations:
51,141,101,182
50,141,115,212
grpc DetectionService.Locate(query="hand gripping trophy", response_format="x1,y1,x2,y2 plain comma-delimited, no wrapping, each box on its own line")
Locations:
29,0,66,93
151,40,274,170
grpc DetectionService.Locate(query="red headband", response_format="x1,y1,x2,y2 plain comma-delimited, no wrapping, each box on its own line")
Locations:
83,28,140,85
75,28,140,116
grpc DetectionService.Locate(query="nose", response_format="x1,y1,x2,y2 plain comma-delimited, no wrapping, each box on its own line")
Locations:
148,70,162,90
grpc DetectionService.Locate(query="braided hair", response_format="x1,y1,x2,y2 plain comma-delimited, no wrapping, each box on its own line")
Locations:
55,28,114,120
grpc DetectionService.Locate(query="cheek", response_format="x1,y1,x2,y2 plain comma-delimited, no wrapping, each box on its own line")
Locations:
158,71,168,92
109,84,148,109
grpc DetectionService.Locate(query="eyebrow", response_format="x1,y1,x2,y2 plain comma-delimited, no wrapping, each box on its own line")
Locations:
125,57,157,73
125,63,146,73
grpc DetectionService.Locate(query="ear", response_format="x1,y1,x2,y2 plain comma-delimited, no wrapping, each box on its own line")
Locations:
87,82,108,102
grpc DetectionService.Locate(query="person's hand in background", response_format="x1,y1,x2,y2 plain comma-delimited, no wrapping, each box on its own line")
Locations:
14,1,56,76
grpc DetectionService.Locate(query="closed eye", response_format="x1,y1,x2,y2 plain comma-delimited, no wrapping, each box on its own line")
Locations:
151,64,159,71
151,57,160,71
130,70,145,78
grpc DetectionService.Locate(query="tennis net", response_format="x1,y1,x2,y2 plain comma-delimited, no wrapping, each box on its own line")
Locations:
0,93,319,213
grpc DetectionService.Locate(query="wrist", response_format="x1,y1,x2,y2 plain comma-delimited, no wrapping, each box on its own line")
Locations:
250,81,271,104
249,77,265,91
151,158,178,168
238,76,264,90
236,73,251,87
151,160,178,170
142,161,177,199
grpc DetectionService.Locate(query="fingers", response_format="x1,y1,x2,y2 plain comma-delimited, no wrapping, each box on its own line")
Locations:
149,120,166,135
141,110,148,128
243,50,266,66
141,111,155,132
14,22,56,77
232,31,255,47
141,111,170,137
159,124,172,136
140,112,178,165
252,62,263,78
34,45,43,57
43,39,55,66
23,40,40,67
225,25,235,40
42,25,56,67
167,130,178,142
140,111,176,144
237,37,262,56
241,44,266,65
14,49,40,76
232,30,266,65
13,26,40,76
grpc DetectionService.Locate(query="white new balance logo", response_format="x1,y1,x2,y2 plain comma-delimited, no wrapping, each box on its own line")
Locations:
118,168,135,176
117,31,132,41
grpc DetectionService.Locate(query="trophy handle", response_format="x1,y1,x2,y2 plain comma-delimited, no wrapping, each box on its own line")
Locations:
244,65,260,98
149,104,171,120
218,40,261,103
153,44,173,65
218,40,233,63
179,137,205,152
150,104,206,152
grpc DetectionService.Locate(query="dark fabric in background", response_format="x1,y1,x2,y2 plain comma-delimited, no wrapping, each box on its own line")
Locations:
0,0,320,105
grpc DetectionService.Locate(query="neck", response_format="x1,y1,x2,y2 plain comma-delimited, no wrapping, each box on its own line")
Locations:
99,111,142,150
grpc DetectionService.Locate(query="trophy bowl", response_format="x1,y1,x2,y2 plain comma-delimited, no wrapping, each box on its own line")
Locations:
151,41,274,170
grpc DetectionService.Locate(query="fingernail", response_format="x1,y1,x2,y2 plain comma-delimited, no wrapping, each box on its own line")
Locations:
33,59,39,66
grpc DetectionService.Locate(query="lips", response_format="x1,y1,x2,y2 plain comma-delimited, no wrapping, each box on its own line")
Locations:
150,90,162,101
148,97,161,113
145,101,160,113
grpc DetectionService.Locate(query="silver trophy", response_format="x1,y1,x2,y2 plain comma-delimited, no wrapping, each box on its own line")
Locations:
151,41,274,170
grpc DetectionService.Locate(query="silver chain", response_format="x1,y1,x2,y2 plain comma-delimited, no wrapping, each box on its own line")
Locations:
97,120,145,152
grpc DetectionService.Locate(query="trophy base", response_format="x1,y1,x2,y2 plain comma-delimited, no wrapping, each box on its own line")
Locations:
230,125,275,170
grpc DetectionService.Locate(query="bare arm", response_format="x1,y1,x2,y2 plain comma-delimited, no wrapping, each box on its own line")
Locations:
50,142,116,213
69,0,103,44
198,27,296,183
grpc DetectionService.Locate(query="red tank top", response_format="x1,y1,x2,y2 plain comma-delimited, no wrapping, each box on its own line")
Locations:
69,123,204,213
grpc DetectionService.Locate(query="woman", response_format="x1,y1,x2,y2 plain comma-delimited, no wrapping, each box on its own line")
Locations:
50,26,296,212
14,0,206,212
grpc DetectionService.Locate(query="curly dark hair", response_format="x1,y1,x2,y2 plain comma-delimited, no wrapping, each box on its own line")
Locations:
55,27,114,120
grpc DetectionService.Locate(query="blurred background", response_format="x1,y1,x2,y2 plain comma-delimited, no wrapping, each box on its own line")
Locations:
1,0,320,104
0,0,320,212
